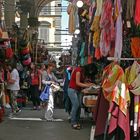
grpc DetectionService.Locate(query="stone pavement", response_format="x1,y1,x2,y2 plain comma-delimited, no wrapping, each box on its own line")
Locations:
0,108,93,140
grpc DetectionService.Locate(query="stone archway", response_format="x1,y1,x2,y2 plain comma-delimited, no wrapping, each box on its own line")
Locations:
33,0,55,17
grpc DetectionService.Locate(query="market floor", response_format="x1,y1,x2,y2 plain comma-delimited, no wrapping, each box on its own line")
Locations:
0,108,93,140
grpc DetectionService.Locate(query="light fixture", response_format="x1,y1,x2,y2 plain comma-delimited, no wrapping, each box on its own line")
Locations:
76,0,84,8
74,29,80,34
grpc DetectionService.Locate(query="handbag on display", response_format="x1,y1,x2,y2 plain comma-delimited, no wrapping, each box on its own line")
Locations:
40,85,50,102
22,57,31,65
20,47,30,55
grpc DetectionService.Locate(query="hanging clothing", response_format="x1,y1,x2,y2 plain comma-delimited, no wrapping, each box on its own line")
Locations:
114,0,123,59
90,0,103,49
95,0,103,17
131,37,140,58
67,3,77,34
79,42,86,66
89,1,96,24
100,0,115,57
91,16,101,48
126,0,135,20
102,62,130,115
134,0,140,25
101,62,130,140
125,61,140,135
94,90,109,137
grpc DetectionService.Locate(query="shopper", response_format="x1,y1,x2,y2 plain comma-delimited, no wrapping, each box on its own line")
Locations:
29,63,41,110
6,64,21,113
68,65,94,130
41,62,59,121
63,66,73,120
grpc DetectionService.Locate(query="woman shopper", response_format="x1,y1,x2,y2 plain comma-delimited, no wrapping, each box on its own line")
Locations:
7,64,21,113
29,63,41,110
68,65,95,130
41,62,59,121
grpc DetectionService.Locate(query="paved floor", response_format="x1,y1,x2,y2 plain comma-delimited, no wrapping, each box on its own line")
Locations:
0,108,93,140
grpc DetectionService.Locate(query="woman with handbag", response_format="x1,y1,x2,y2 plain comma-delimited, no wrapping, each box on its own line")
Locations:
41,62,59,121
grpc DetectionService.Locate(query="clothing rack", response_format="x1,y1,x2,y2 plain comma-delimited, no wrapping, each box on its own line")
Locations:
107,57,140,61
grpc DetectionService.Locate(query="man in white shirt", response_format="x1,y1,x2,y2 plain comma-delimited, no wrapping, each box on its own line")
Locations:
7,64,21,113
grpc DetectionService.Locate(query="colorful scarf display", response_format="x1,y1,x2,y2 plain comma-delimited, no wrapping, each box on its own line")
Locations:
125,61,140,135
102,62,130,115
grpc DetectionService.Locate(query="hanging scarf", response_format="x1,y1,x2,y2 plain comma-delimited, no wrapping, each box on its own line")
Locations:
126,0,135,20
100,0,115,57
134,0,140,25
114,0,123,59
125,61,140,134
67,3,76,34
102,62,130,115
90,16,101,48
131,37,140,58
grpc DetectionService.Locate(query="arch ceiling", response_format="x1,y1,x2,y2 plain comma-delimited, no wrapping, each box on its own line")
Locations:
34,0,55,17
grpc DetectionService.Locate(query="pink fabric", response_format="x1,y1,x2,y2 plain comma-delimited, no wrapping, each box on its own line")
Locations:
100,0,115,57
108,102,130,140
134,0,140,25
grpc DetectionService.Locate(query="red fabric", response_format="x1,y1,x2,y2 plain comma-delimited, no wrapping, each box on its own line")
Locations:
69,67,82,91
94,91,109,136
95,48,101,60
6,47,13,59
31,70,40,86
23,58,31,65
108,102,130,140
21,47,30,55
135,0,140,25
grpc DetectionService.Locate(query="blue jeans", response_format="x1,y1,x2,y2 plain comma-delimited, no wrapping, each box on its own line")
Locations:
68,88,81,125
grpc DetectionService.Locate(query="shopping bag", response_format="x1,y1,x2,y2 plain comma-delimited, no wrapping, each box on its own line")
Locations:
40,85,50,101
51,83,61,93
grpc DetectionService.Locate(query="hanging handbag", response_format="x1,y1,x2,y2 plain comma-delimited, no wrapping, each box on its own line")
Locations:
20,47,30,55
22,57,31,65
40,85,50,102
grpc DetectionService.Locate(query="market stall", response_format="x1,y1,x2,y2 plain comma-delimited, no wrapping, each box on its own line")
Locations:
67,0,140,139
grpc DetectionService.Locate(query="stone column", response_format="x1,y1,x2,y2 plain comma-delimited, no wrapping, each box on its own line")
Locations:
4,0,15,29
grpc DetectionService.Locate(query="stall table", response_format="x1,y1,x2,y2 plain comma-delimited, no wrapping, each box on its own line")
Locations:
81,87,101,113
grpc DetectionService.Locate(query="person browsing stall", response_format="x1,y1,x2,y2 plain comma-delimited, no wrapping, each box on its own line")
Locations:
68,65,94,130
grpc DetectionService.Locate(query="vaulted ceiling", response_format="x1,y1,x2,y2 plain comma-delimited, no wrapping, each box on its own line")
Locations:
34,0,55,16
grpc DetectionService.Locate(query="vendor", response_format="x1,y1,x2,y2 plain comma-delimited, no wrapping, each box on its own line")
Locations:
68,64,96,130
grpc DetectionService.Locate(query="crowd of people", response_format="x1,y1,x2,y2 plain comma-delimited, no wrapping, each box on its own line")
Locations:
0,61,98,130
0,61,60,120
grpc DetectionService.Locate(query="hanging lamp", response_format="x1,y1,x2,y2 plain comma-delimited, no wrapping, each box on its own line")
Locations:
76,0,84,8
